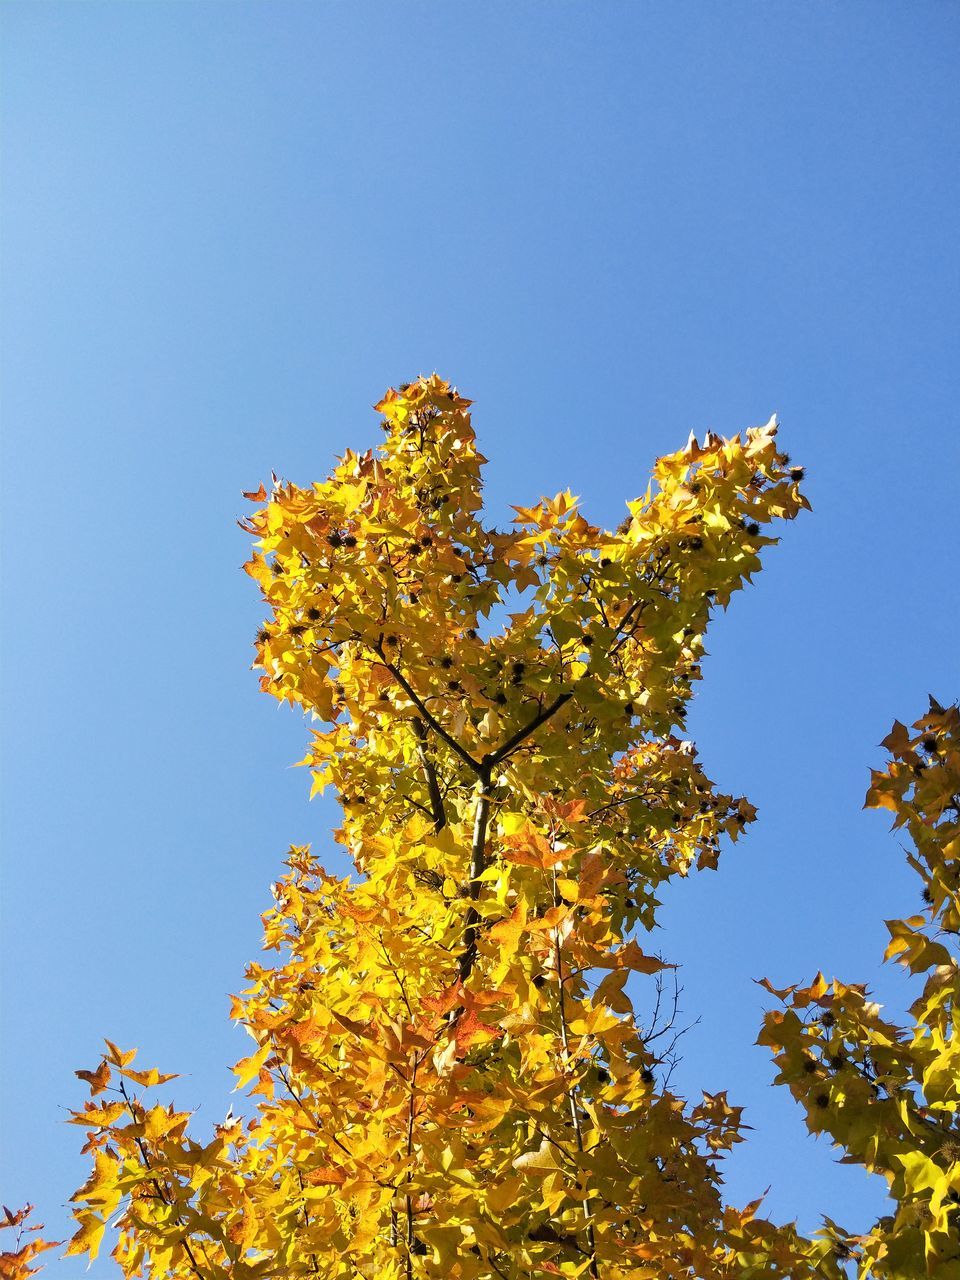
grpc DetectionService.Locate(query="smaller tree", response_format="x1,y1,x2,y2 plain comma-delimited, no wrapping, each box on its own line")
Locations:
761,698,960,1278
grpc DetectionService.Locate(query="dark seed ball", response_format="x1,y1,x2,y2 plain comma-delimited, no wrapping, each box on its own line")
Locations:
466,629,477,640
407,543,421,556
624,702,634,715
512,662,525,675
789,466,805,481
420,534,432,547
582,634,594,647
447,680,461,691
923,736,937,753
814,1093,830,1109
343,534,358,548
326,533,343,548
689,536,703,550
495,692,508,706
828,1055,845,1070
532,974,546,989
802,1059,818,1074
257,629,270,643
307,608,321,621
597,1068,611,1084
821,1011,836,1028
746,522,760,536
641,1068,655,1084
440,657,454,669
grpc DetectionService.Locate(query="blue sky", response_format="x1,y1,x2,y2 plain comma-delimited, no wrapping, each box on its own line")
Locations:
2,1,958,1270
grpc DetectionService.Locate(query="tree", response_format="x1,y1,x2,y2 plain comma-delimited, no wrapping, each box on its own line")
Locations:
760,698,960,1278
63,374,852,1278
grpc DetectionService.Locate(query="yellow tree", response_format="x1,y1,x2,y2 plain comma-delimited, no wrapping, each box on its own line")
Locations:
67,375,841,1278
761,699,960,1278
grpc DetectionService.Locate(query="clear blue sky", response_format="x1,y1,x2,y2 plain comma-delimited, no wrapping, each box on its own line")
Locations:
2,2,958,1270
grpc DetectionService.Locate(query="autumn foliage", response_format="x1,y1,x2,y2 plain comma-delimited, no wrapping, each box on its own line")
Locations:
55,376,957,1278
0,1206,56,1280
761,699,960,1277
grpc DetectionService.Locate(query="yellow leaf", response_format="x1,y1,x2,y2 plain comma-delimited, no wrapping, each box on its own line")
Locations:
233,1042,271,1091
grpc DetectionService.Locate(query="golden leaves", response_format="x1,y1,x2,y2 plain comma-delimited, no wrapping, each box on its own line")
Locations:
60,376,828,1280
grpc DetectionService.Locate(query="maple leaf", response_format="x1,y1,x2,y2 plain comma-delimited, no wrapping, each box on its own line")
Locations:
74,1061,111,1096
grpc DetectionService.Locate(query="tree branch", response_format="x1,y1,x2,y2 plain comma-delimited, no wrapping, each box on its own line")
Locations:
412,718,447,831
117,1081,207,1280
373,646,483,776
552,868,601,1280
486,692,573,768
456,774,493,986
